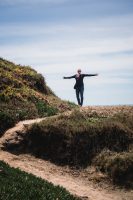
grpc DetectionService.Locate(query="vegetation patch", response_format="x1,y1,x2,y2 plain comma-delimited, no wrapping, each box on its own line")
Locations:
0,111,16,136
0,58,75,136
93,150,133,187
4,109,132,170
0,161,78,200
66,101,77,109
35,100,58,117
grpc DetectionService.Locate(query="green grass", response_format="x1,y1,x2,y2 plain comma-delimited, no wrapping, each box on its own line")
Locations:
0,161,79,200
35,100,58,117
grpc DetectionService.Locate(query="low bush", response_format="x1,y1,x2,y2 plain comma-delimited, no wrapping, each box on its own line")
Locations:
113,112,133,130
0,161,78,200
0,111,16,136
35,100,58,117
93,150,133,187
66,101,77,109
6,110,132,167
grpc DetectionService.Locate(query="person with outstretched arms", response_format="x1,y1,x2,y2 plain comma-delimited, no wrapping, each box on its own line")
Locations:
63,69,98,106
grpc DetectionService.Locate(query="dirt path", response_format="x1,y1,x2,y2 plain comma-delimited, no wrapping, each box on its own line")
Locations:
0,117,46,149
0,114,133,200
1,151,132,200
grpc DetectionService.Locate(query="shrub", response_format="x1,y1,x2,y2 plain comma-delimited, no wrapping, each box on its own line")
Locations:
35,100,58,117
17,110,28,120
6,110,132,167
0,111,16,136
113,112,133,130
93,150,133,187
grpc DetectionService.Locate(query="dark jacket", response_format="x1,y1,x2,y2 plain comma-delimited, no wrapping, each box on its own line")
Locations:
64,74,96,88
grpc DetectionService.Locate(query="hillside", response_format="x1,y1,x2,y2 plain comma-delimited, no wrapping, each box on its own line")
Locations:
1,106,133,189
0,58,76,136
0,58,133,199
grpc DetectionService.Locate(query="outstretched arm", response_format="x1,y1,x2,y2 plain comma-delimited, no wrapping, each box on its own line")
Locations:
83,73,98,77
63,75,75,79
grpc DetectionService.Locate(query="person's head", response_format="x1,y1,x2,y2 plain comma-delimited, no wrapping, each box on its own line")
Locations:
77,69,81,74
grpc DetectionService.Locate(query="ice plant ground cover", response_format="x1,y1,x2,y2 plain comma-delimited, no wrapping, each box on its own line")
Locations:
0,160,79,200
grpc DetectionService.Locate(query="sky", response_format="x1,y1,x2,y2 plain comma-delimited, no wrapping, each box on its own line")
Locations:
0,0,133,105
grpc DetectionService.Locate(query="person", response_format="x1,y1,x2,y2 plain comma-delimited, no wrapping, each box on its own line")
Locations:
63,69,98,106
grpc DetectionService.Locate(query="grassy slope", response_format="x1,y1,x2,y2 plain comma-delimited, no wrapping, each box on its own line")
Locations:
0,58,76,136
5,106,132,187
0,161,78,200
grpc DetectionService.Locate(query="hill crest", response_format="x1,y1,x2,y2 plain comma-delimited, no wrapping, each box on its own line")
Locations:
0,58,76,136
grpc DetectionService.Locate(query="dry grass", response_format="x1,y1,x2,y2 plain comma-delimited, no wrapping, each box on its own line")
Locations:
93,150,133,187
3,107,132,171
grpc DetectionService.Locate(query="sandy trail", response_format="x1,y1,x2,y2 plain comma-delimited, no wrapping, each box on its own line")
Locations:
1,150,132,200
0,114,133,200
0,118,46,149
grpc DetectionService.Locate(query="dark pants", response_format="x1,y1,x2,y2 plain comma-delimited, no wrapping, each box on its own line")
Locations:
75,86,84,106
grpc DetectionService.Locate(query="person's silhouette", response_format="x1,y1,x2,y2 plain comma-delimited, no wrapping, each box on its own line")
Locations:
63,69,98,106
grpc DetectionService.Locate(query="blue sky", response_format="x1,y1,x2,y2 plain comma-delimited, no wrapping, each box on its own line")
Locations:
0,0,133,105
